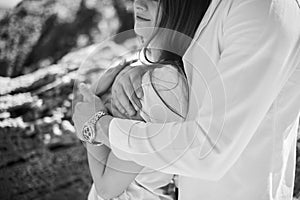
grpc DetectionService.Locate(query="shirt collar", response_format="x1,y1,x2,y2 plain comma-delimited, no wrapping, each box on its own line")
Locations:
193,0,222,41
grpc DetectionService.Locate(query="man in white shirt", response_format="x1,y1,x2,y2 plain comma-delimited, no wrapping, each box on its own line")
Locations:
73,0,300,199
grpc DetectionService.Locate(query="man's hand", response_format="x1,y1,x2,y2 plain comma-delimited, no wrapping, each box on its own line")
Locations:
72,83,107,141
111,65,150,116
90,59,126,96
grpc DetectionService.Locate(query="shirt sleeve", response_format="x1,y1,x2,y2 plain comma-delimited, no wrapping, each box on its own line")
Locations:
109,0,300,181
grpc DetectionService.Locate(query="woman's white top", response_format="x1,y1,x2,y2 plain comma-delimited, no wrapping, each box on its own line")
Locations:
108,0,300,199
88,65,188,200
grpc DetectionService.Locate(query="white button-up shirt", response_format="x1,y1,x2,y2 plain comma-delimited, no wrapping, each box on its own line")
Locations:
108,0,300,199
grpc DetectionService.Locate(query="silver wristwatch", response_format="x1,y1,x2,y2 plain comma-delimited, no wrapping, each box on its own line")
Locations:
82,110,107,146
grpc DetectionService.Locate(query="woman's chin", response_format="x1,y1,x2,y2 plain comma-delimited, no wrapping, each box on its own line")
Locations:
134,26,153,40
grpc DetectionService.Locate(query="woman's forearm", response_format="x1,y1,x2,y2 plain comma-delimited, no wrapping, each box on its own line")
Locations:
99,151,144,199
88,111,145,199
86,143,111,195
86,92,145,199
88,142,143,199
87,136,144,199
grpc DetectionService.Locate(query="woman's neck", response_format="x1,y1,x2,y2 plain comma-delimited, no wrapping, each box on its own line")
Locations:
142,38,163,63
145,48,161,62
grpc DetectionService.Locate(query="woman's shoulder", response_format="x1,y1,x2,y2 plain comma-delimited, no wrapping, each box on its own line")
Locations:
140,64,189,122
142,64,186,92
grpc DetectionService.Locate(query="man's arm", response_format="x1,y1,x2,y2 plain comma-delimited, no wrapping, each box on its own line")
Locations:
97,0,300,181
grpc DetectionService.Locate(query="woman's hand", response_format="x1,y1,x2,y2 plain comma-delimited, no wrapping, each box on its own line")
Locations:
111,65,151,116
90,60,126,96
72,83,107,141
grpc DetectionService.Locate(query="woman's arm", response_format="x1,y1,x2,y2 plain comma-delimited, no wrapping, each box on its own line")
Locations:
87,142,144,199
86,61,146,198
95,151,144,199
88,138,144,200
87,88,145,199
88,66,188,199
86,144,110,190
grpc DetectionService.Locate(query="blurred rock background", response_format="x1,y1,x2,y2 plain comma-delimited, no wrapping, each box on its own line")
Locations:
0,0,139,199
0,0,299,200
0,0,136,77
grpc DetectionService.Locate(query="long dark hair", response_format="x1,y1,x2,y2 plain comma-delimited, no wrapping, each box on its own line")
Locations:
135,0,211,119
141,0,211,69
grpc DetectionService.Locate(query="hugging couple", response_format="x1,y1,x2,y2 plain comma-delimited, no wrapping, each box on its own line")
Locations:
72,0,300,200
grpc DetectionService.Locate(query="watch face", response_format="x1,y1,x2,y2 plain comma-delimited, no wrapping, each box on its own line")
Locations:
83,125,94,142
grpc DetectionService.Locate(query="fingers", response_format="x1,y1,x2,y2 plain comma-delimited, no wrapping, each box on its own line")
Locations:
121,66,143,105
125,65,145,100
113,86,136,116
131,76,143,108
92,59,126,95
111,65,146,115
113,96,126,115
79,83,94,102
135,85,144,99
110,103,127,118
123,79,141,111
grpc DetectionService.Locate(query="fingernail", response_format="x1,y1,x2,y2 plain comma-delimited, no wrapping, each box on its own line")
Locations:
137,92,142,99
120,108,125,114
129,110,136,116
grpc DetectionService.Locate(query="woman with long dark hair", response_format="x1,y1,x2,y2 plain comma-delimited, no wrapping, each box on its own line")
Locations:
83,0,211,199
73,0,300,199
